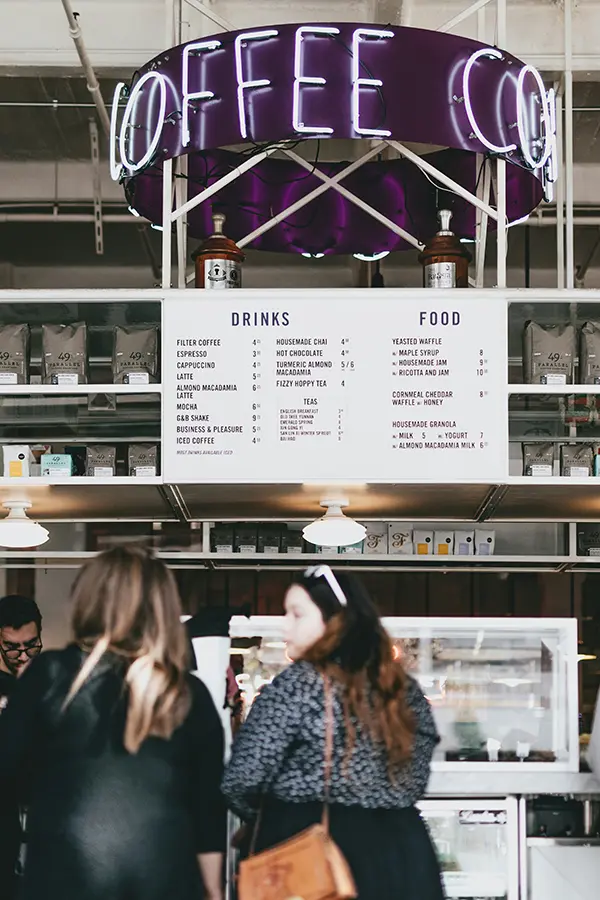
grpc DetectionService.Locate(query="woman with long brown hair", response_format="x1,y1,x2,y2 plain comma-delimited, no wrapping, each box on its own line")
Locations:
222,567,444,900
0,547,226,900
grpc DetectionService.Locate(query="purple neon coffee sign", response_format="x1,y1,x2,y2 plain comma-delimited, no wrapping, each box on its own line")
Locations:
110,23,557,200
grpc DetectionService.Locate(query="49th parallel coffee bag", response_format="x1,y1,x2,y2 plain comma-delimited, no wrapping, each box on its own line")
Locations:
113,325,159,384
0,324,30,384
579,321,600,385
522,321,575,385
85,445,116,477
128,443,158,477
560,444,593,477
41,323,88,385
522,443,554,476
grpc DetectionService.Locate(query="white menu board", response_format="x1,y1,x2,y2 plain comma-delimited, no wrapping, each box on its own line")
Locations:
163,290,508,483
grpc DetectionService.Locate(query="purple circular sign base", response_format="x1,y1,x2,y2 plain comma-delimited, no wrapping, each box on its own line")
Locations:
127,148,542,255
119,21,550,254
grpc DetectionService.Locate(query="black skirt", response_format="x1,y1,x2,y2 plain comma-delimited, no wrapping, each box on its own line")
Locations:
254,799,445,900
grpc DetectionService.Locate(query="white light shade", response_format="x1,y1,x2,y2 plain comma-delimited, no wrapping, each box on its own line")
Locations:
303,503,366,548
0,501,49,549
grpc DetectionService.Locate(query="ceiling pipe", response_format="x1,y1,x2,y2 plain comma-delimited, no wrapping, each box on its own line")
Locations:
59,0,111,136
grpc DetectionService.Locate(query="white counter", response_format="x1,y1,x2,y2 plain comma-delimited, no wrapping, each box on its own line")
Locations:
427,770,600,796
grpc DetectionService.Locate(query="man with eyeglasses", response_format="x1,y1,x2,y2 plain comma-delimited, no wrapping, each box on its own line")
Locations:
0,594,43,900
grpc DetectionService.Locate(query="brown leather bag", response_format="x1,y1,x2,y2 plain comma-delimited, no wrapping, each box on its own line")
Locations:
237,677,357,900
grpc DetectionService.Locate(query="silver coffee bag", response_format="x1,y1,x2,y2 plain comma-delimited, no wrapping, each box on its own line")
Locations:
128,443,158,477
561,443,593,477
579,321,600,384
522,443,554,476
522,321,575,384
112,325,159,384
0,324,30,384
85,445,116,477
42,323,88,385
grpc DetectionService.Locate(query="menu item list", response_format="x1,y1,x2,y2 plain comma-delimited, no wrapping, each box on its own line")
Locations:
164,293,507,482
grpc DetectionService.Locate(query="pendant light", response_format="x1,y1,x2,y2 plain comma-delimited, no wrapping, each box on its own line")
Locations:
0,501,50,549
302,499,366,548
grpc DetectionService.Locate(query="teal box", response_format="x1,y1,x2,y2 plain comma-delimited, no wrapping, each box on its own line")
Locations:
41,454,73,477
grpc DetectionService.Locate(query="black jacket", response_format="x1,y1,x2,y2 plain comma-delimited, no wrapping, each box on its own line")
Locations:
0,646,226,900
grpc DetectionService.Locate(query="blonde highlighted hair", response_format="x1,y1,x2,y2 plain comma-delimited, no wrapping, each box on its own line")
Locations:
64,546,191,753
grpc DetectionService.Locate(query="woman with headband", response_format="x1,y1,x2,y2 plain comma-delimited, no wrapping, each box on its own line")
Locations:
222,566,444,900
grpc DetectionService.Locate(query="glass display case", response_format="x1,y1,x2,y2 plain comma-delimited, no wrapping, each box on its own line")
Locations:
419,799,519,900
229,617,579,771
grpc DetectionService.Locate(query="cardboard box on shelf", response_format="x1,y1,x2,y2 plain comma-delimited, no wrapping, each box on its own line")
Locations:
454,531,475,556
210,524,234,554
475,530,496,556
2,445,35,478
234,524,258,554
364,522,388,554
41,454,73,477
434,531,454,555
388,523,413,555
413,530,433,556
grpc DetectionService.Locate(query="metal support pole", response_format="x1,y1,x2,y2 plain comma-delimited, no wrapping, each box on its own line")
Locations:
495,0,507,288
565,0,575,289
59,0,111,136
496,159,507,287
89,119,103,256
476,161,492,287
175,157,189,288
162,159,173,289
555,84,565,288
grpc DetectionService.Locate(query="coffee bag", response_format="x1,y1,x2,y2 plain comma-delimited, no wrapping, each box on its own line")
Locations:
522,443,554,476
0,324,30,384
128,443,158,477
579,321,600,384
561,444,593,477
113,325,159,384
42,323,88,385
85,445,116,477
523,321,575,384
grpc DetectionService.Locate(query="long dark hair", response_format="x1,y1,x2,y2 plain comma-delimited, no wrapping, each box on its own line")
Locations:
295,569,415,766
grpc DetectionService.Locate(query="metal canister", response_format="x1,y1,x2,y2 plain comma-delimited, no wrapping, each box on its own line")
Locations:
192,213,245,289
418,210,471,288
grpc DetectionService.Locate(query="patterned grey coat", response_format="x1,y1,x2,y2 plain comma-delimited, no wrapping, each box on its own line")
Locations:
222,660,439,820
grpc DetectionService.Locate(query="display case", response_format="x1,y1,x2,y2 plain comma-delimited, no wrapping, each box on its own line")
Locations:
419,799,519,900
229,617,579,772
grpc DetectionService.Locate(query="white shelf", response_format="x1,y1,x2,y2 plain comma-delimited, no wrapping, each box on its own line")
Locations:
509,384,600,394
0,384,162,395
0,476,163,486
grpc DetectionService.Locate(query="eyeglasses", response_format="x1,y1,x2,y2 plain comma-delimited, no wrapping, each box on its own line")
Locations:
1,642,42,660
304,565,347,607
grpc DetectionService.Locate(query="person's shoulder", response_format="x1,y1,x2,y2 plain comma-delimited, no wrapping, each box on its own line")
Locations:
28,646,78,677
268,660,322,695
186,672,219,713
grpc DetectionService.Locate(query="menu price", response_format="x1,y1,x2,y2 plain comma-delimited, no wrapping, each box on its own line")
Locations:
164,291,507,483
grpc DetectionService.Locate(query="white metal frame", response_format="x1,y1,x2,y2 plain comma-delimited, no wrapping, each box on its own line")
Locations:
152,0,577,291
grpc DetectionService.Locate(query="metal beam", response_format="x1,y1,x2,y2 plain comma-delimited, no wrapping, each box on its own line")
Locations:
282,148,424,251
171,146,282,223
236,142,391,250
565,0,575,289
183,0,235,33
437,0,495,34
386,140,499,221
59,0,110,136
89,119,103,256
